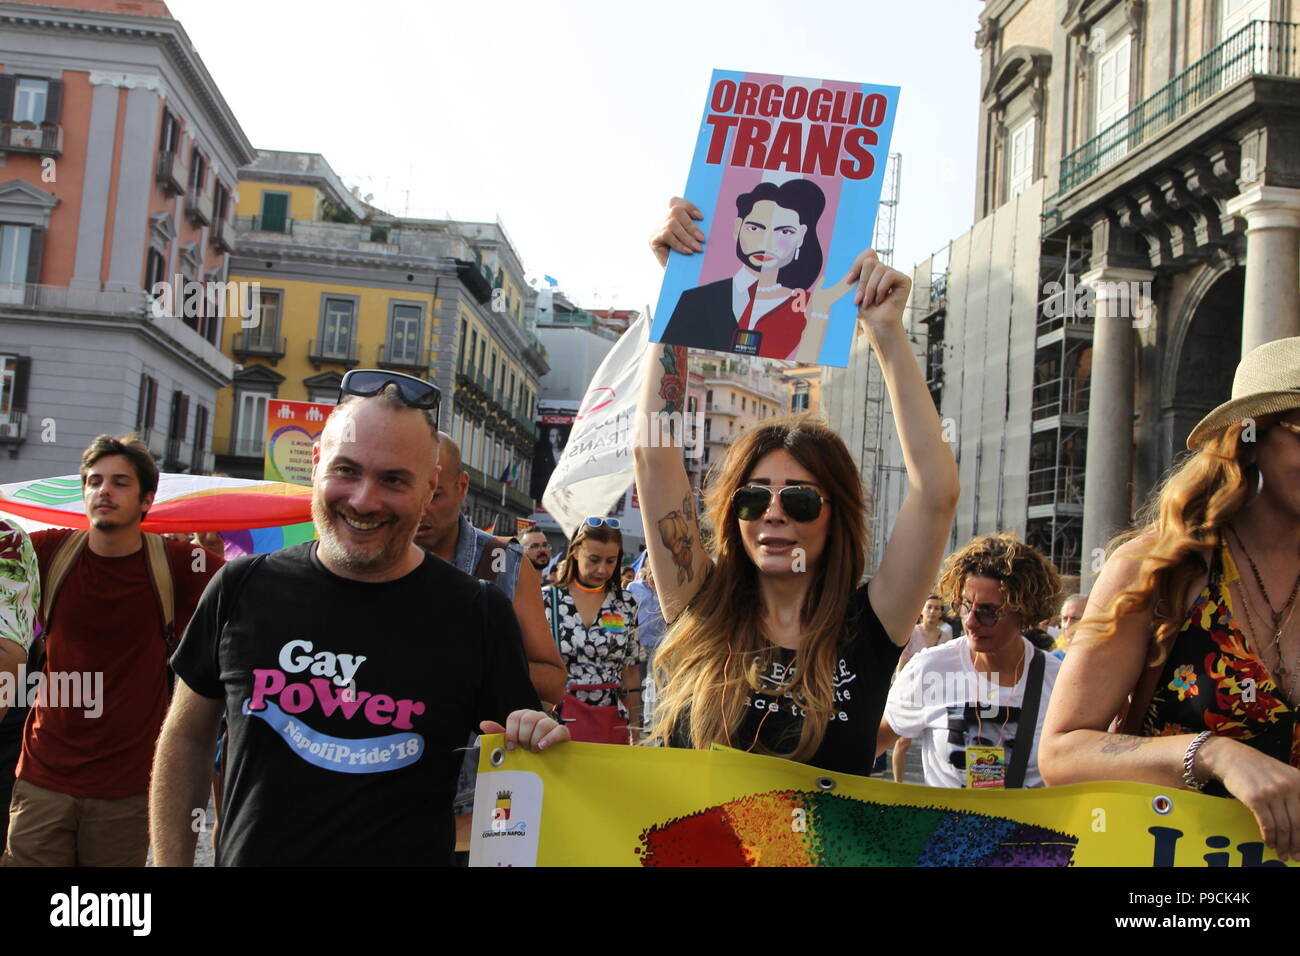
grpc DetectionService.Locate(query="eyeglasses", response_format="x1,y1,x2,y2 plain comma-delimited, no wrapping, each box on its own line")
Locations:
732,485,827,523
338,369,442,421
584,517,621,530
958,600,1010,627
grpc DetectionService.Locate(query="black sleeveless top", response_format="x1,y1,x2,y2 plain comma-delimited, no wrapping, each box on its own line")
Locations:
1141,543,1299,791
670,584,901,776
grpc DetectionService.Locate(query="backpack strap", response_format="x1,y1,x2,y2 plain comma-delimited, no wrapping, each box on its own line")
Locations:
143,533,177,651
547,586,561,650
1005,647,1045,789
39,529,89,627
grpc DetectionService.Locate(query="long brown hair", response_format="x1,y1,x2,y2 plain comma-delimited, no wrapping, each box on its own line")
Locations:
649,415,867,761
556,521,624,595
1076,417,1270,664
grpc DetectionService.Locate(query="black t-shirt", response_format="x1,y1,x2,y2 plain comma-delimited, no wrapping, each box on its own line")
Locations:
171,542,538,866
672,584,901,776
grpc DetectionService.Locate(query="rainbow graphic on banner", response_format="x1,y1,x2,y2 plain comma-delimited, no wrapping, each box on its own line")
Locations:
636,789,1078,867
0,473,312,533
220,521,317,557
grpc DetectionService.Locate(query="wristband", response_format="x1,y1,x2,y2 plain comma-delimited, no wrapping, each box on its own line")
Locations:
1183,730,1213,791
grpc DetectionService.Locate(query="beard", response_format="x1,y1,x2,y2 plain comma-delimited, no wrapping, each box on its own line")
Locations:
312,491,414,577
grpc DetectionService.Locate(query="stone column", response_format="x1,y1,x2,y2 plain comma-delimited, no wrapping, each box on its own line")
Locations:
1081,266,1153,589
1224,184,1300,357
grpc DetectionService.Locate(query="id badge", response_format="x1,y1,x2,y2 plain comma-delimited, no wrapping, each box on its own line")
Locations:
732,328,762,355
965,745,1007,789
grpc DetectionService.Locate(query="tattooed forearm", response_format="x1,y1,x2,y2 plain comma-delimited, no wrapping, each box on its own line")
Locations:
657,345,687,416
1099,734,1151,756
657,495,696,584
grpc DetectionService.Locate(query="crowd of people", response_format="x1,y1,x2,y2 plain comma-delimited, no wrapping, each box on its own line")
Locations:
0,197,1296,866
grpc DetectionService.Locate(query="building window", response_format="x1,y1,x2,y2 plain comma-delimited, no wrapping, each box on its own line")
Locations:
190,147,207,195
213,180,230,223
0,223,33,295
13,79,48,124
258,191,290,234
388,303,422,364
1007,116,1035,198
191,404,209,472
234,390,270,456
252,290,281,344
0,354,29,424
320,297,356,359
308,388,339,405
1094,34,1131,136
458,319,468,371
135,374,159,438
159,108,181,156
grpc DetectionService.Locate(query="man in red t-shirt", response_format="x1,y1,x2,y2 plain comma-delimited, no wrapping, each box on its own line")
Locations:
3,435,219,866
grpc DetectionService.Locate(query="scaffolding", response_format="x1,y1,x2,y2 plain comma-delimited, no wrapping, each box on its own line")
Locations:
1024,233,1092,579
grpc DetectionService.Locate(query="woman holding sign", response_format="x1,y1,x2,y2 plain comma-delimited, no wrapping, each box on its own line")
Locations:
637,197,959,775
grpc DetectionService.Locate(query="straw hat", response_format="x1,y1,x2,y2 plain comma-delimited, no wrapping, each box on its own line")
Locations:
1186,336,1300,449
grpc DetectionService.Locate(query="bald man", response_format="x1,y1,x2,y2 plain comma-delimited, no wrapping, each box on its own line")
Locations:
151,381,567,866
416,434,564,703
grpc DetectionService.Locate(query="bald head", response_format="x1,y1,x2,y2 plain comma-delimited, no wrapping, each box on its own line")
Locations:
414,430,471,557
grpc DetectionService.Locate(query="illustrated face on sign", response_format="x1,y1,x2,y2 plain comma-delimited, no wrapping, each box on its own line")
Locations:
733,200,807,276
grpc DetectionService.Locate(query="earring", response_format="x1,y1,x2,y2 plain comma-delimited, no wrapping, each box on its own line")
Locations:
1258,468,1265,496
794,247,801,260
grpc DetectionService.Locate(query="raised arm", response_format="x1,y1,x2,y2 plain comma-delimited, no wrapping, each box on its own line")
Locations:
511,557,566,705
149,678,224,866
634,198,714,621
858,253,960,645
1039,537,1300,861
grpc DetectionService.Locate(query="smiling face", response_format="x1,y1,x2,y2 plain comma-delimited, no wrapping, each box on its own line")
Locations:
311,398,438,580
736,449,830,578
733,200,807,276
960,575,1024,659
574,537,620,589
82,454,153,532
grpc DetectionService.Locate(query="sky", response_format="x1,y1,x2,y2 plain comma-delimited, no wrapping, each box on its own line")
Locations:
168,0,982,313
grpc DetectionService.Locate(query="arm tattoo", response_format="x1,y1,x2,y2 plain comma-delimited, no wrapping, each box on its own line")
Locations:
657,346,687,417
657,495,696,585
1099,734,1151,756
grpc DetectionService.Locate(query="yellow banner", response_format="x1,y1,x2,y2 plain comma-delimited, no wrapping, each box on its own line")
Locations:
469,735,1291,867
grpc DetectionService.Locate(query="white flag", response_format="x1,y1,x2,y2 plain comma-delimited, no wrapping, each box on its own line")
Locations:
542,313,650,538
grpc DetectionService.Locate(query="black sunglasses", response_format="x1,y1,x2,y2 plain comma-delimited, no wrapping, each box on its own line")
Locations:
732,485,827,523
339,369,441,420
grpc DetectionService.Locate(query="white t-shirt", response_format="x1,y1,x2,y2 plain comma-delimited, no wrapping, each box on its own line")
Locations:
899,622,953,669
884,635,1061,789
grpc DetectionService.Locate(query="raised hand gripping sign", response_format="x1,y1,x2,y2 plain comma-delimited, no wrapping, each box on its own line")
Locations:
651,70,899,367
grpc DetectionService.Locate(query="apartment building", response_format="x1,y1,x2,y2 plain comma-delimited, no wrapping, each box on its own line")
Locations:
0,0,253,482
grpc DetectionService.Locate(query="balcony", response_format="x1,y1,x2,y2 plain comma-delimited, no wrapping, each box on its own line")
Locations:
157,149,189,195
212,434,265,459
456,260,494,304
0,411,27,455
376,343,430,373
186,189,214,226
0,282,146,314
2,122,62,157
233,330,287,363
237,214,294,236
307,339,360,369
463,463,534,513
1046,20,1300,226
210,219,234,253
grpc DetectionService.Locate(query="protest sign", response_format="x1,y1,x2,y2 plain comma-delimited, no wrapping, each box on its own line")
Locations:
651,70,898,366
264,399,334,486
469,735,1290,867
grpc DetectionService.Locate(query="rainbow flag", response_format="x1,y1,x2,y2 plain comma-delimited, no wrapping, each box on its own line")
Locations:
0,473,312,534
220,520,316,558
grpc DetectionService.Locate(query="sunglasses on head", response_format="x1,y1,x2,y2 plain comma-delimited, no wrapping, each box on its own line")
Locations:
732,485,827,523
338,369,442,420
584,516,621,530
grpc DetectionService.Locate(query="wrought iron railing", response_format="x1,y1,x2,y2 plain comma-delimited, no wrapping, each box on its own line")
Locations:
1052,20,1299,201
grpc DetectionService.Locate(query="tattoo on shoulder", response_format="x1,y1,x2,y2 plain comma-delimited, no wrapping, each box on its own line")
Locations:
657,496,696,585
1100,734,1150,756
